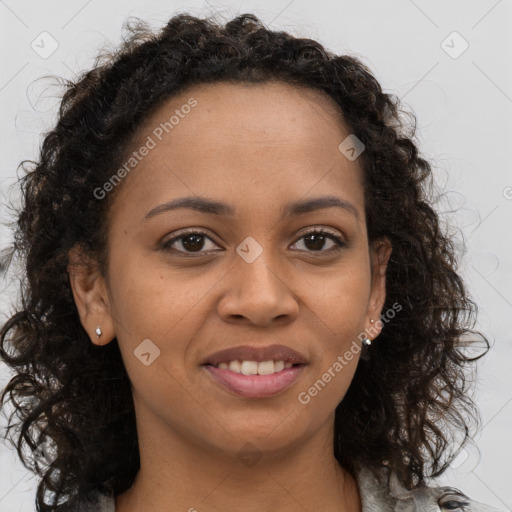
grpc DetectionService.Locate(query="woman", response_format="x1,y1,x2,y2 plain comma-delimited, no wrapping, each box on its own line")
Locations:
0,12,504,512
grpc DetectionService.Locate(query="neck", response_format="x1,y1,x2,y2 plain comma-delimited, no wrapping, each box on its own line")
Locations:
116,404,361,512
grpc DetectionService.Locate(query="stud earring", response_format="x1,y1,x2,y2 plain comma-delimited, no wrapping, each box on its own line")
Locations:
363,319,375,347
95,325,102,338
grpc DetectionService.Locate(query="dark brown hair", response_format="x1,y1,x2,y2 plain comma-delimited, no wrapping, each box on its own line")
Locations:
0,12,488,511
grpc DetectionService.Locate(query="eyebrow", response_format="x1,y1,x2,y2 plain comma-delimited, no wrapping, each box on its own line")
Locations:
144,195,359,221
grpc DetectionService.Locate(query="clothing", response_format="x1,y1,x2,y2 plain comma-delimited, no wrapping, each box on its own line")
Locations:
356,464,505,511
65,463,505,511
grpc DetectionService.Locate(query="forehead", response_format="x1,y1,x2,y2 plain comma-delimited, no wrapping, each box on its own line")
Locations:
136,80,350,153
110,80,364,220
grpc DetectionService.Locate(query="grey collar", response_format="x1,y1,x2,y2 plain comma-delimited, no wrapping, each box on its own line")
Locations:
355,463,505,511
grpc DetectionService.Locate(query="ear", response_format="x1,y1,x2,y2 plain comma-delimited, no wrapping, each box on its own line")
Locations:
366,237,392,339
67,244,115,346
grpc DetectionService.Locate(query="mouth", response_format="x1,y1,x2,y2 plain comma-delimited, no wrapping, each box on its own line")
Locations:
201,344,308,398
202,360,307,398
202,343,308,367
204,359,303,374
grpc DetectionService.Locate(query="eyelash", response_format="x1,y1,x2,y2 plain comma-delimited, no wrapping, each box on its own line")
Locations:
161,228,346,256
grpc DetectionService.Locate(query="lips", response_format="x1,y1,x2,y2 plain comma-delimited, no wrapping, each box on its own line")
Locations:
202,344,308,366
204,364,306,398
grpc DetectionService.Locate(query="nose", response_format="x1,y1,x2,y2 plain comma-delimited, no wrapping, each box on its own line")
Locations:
217,255,299,327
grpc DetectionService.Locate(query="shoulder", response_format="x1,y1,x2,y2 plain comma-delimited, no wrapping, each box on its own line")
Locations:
355,463,506,512
54,466,505,512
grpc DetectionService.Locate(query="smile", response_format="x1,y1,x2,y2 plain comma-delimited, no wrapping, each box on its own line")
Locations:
203,362,306,398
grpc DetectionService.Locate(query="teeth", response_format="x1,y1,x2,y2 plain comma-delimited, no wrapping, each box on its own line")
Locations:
215,360,295,374
241,361,258,375
228,360,241,373
254,360,274,375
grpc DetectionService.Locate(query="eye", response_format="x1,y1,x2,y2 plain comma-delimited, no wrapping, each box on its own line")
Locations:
290,228,346,253
161,229,220,256
161,227,346,256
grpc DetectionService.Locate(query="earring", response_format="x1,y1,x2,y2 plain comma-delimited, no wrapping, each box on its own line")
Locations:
95,325,102,338
363,319,374,347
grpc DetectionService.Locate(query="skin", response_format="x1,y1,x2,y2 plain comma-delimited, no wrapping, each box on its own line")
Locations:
68,80,392,512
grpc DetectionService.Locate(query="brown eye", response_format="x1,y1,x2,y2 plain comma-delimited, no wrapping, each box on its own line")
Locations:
162,230,219,255
179,234,206,252
161,227,346,257
291,228,346,253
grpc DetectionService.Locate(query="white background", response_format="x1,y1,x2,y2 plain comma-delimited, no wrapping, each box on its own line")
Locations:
0,0,511,510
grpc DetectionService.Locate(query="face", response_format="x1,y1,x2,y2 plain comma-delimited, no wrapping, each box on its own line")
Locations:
69,80,391,458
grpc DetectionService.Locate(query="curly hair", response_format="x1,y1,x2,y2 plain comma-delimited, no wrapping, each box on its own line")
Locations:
0,12,489,511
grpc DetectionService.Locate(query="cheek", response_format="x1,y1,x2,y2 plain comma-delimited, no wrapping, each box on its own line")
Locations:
106,256,217,373
297,345,360,413
304,267,368,378
107,248,202,331
304,265,370,323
